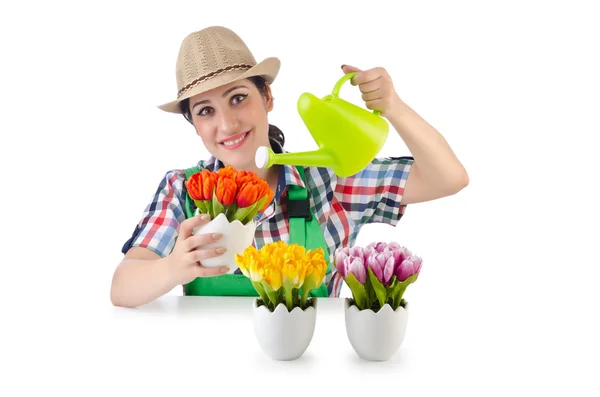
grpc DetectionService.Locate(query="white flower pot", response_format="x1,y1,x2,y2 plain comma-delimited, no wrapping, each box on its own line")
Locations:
344,298,409,361
252,298,317,361
193,213,257,273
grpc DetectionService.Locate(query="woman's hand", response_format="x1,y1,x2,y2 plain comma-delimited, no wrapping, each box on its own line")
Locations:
166,213,230,286
341,64,402,118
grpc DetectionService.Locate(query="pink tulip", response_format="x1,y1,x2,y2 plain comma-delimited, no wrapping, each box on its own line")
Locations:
390,246,412,273
411,255,423,275
395,255,423,282
334,248,349,277
335,247,350,257
367,251,395,285
363,245,376,259
349,246,365,261
367,242,388,253
345,256,366,284
384,242,402,252
366,254,382,282
382,253,395,285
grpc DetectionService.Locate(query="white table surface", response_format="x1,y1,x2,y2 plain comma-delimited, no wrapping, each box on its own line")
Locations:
6,294,597,396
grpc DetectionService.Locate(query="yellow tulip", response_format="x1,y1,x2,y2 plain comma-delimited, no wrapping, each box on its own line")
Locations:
282,258,305,289
235,246,259,278
305,248,328,288
260,242,277,258
249,257,263,282
237,242,329,307
262,262,283,290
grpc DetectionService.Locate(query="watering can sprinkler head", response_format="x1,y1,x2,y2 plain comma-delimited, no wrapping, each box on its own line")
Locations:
255,146,274,169
255,72,389,177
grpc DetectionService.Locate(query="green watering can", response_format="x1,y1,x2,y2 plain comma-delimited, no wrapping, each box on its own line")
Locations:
255,72,389,177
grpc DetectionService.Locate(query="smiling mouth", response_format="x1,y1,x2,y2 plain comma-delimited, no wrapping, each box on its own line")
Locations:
219,131,250,147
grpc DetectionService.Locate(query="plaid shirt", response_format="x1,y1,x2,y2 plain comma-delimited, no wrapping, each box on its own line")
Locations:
122,139,414,297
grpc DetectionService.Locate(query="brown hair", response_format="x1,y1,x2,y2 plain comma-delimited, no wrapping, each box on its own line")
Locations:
179,75,285,147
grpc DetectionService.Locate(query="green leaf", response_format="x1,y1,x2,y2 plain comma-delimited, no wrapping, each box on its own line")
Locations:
205,199,214,219
300,274,317,308
193,200,208,214
283,280,295,312
391,273,419,309
262,282,281,311
386,277,397,299
364,273,376,309
242,195,269,224
252,281,269,307
255,194,269,211
212,193,225,219
368,267,387,308
345,273,367,310
225,203,238,222
231,203,257,223
395,273,419,292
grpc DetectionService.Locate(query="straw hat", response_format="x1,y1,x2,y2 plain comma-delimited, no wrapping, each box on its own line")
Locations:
158,26,280,114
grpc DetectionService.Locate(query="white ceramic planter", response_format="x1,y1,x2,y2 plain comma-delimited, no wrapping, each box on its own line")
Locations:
344,298,409,361
193,213,257,273
252,298,317,361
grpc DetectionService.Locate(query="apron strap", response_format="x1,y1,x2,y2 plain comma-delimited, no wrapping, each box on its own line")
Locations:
289,166,331,262
287,186,309,247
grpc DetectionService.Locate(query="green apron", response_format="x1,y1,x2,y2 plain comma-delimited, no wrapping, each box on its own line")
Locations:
182,165,331,297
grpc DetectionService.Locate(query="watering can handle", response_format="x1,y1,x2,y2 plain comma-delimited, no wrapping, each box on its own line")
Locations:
331,72,381,116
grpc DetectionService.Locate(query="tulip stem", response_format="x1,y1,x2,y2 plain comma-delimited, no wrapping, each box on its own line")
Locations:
253,281,269,308
285,288,293,312
263,283,278,312
300,287,310,309
393,285,406,309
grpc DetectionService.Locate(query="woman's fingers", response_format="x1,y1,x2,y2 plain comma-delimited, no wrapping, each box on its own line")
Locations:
177,213,212,240
185,232,223,252
185,246,227,264
195,264,230,277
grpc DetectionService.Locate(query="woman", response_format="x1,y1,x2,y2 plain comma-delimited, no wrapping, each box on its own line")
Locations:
111,26,469,308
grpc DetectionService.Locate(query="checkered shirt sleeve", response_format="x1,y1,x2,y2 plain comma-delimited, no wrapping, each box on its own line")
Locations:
121,169,188,258
335,156,414,226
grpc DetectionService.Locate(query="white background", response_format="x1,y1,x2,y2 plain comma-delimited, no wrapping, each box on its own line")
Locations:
1,0,599,395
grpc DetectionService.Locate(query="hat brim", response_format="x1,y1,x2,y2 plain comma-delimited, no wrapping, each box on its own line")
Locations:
157,57,281,114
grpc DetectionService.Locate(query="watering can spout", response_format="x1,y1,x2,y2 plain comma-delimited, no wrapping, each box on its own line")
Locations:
255,146,335,170
255,72,389,177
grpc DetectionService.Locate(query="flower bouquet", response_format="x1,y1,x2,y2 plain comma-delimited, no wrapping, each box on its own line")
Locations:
235,241,328,361
335,241,423,361
185,165,274,271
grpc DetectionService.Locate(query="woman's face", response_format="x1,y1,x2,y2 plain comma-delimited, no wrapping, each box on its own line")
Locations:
189,79,274,170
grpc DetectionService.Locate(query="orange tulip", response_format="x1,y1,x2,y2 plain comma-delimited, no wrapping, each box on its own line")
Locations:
256,181,275,212
185,169,217,201
217,165,238,180
235,169,260,186
236,182,260,208
200,169,216,200
185,172,204,201
216,176,237,206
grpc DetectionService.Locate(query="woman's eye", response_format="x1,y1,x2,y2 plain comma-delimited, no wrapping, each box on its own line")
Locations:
197,107,213,116
231,94,247,105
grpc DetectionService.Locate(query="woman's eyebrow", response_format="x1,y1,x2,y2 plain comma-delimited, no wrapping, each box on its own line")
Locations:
192,85,248,111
